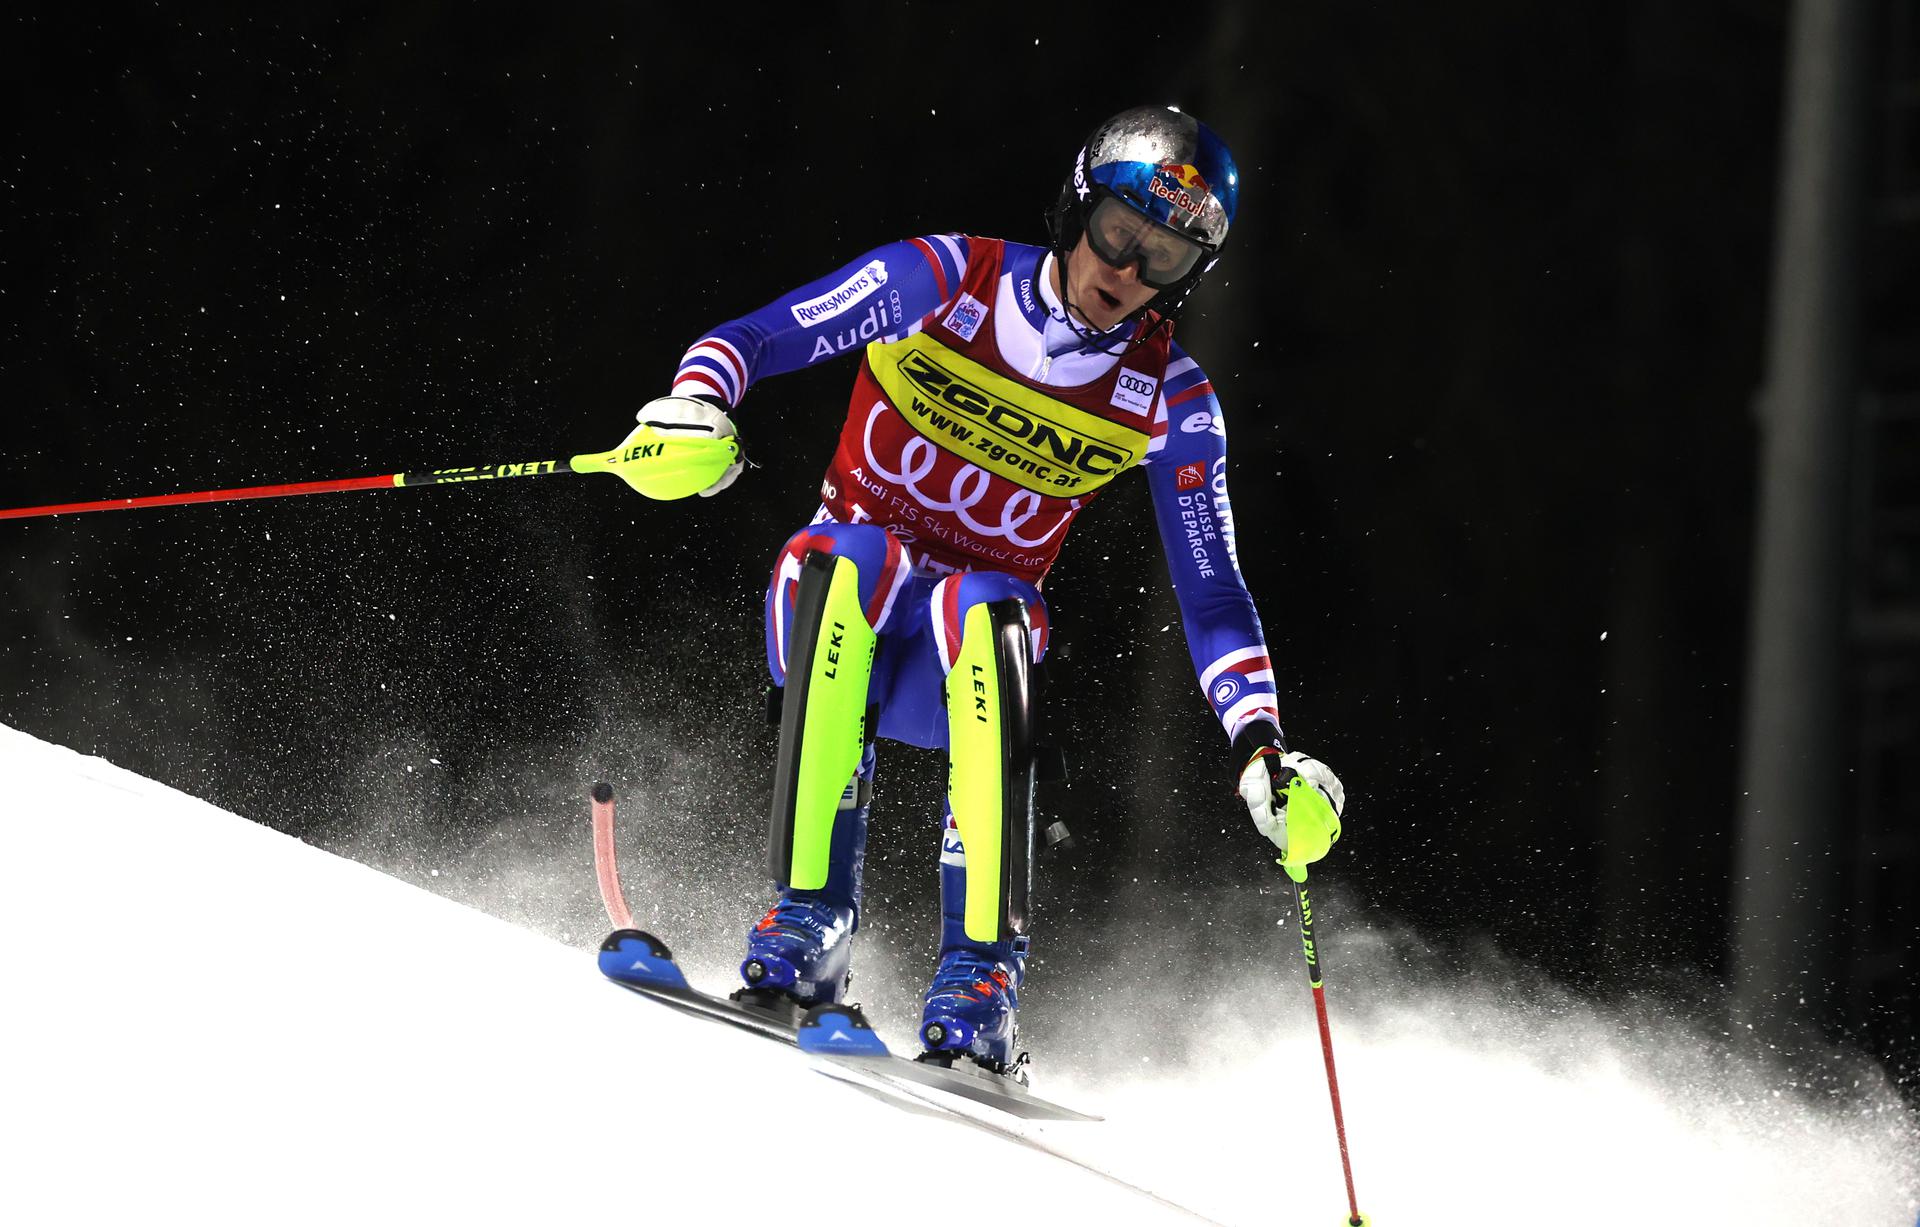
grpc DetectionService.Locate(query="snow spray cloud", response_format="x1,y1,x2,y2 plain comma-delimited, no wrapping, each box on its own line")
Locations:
311,578,778,968
286,664,1920,1224
320,702,971,1045
1023,876,1920,1227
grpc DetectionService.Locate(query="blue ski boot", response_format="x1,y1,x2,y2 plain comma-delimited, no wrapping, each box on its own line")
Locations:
919,815,1029,1076
739,747,873,1007
740,893,855,1005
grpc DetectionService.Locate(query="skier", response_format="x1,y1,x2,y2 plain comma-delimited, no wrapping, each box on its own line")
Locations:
620,105,1346,1077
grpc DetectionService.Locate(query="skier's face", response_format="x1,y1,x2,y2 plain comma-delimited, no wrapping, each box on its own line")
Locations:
1060,233,1159,331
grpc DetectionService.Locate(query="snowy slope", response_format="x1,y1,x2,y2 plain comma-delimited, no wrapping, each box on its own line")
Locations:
0,724,1207,1226
6,721,1919,1227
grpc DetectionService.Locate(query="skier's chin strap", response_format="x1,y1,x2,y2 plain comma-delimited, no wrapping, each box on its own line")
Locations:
1044,248,1170,359
945,598,1037,945
766,549,877,898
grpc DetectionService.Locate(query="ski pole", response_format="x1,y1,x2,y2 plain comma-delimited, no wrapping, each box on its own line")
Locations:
0,458,570,520
0,429,726,521
1287,865,1370,1227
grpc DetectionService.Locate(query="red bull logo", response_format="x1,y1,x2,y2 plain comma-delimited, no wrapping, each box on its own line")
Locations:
1150,161,1210,217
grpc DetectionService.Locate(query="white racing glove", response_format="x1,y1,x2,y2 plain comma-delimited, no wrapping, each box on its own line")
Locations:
1232,726,1346,877
633,395,744,498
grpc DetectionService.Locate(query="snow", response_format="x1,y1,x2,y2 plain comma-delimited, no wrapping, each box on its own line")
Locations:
3,720,1917,1226
0,724,1205,1226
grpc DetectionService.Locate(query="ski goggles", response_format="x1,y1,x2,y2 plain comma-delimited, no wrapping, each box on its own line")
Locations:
1083,194,1211,289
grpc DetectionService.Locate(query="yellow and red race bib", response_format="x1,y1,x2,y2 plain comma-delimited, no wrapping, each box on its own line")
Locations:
864,333,1150,497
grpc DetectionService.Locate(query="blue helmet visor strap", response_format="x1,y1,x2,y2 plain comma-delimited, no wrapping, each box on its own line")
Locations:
1083,194,1208,290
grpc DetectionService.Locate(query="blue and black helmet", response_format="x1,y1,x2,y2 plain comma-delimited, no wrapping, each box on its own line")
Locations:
1047,105,1240,322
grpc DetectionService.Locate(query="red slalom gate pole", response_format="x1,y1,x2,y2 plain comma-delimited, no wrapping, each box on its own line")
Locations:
0,459,576,521
590,782,635,931
1290,870,1370,1227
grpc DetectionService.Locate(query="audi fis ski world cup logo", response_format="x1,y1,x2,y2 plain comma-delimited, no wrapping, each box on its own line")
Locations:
1110,367,1158,416
942,293,987,342
791,260,889,326
1150,161,1209,219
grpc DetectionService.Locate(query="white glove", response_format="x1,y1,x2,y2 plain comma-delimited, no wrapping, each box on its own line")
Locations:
1238,749,1345,861
635,395,743,497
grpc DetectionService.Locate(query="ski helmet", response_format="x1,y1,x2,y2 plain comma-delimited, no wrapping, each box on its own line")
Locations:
1047,105,1240,323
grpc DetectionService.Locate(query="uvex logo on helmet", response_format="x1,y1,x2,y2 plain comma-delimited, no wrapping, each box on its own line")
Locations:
1150,161,1210,218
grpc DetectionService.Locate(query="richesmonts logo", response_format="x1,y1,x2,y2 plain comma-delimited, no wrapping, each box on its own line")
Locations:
791,260,889,325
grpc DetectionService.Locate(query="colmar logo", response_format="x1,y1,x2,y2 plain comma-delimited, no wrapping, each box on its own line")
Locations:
1175,462,1206,490
1151,161,1209,219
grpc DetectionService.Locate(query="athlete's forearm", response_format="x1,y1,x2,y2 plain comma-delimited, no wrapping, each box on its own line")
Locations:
1146,424,1280,742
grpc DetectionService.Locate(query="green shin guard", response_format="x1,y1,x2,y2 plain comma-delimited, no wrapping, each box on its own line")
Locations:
944,599,1037,944
767,550,878,891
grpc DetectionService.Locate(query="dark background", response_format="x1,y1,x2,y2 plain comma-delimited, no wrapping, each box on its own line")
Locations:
3,5,1912,1086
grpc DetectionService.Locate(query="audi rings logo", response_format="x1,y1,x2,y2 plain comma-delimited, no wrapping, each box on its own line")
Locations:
860,403,1072,549
1111,366,1158,416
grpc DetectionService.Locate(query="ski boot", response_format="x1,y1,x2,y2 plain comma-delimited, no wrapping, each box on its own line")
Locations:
919,816,1030,1078
739,892,856,1006
739,747,873,1008
920,940,1028,1074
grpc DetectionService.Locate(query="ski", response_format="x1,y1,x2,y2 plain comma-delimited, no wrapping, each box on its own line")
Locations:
597,929,1098,1122
596,928,826,1045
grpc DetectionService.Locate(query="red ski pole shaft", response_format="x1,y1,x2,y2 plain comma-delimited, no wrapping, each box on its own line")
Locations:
1292,873,1369,1227
0,458,574,521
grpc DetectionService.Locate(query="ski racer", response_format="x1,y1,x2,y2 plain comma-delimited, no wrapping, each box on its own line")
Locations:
620,105,1347,1077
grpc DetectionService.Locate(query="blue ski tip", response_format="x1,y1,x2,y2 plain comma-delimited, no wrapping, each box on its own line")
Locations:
797,1004,890,1057
598,929,690,991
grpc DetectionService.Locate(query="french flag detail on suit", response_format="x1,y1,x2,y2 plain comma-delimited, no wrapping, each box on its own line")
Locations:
1201,646,1280,740
909,234,970,302
930,573,1051,674
765,523,913,684
673,335,751,407
1163,356,1214,410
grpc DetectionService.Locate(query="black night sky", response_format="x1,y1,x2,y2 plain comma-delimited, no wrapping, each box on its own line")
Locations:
4,4,1913,1094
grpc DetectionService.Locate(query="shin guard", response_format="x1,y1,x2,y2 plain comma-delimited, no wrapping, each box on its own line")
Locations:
767,549,878,894
944,598,1036,944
